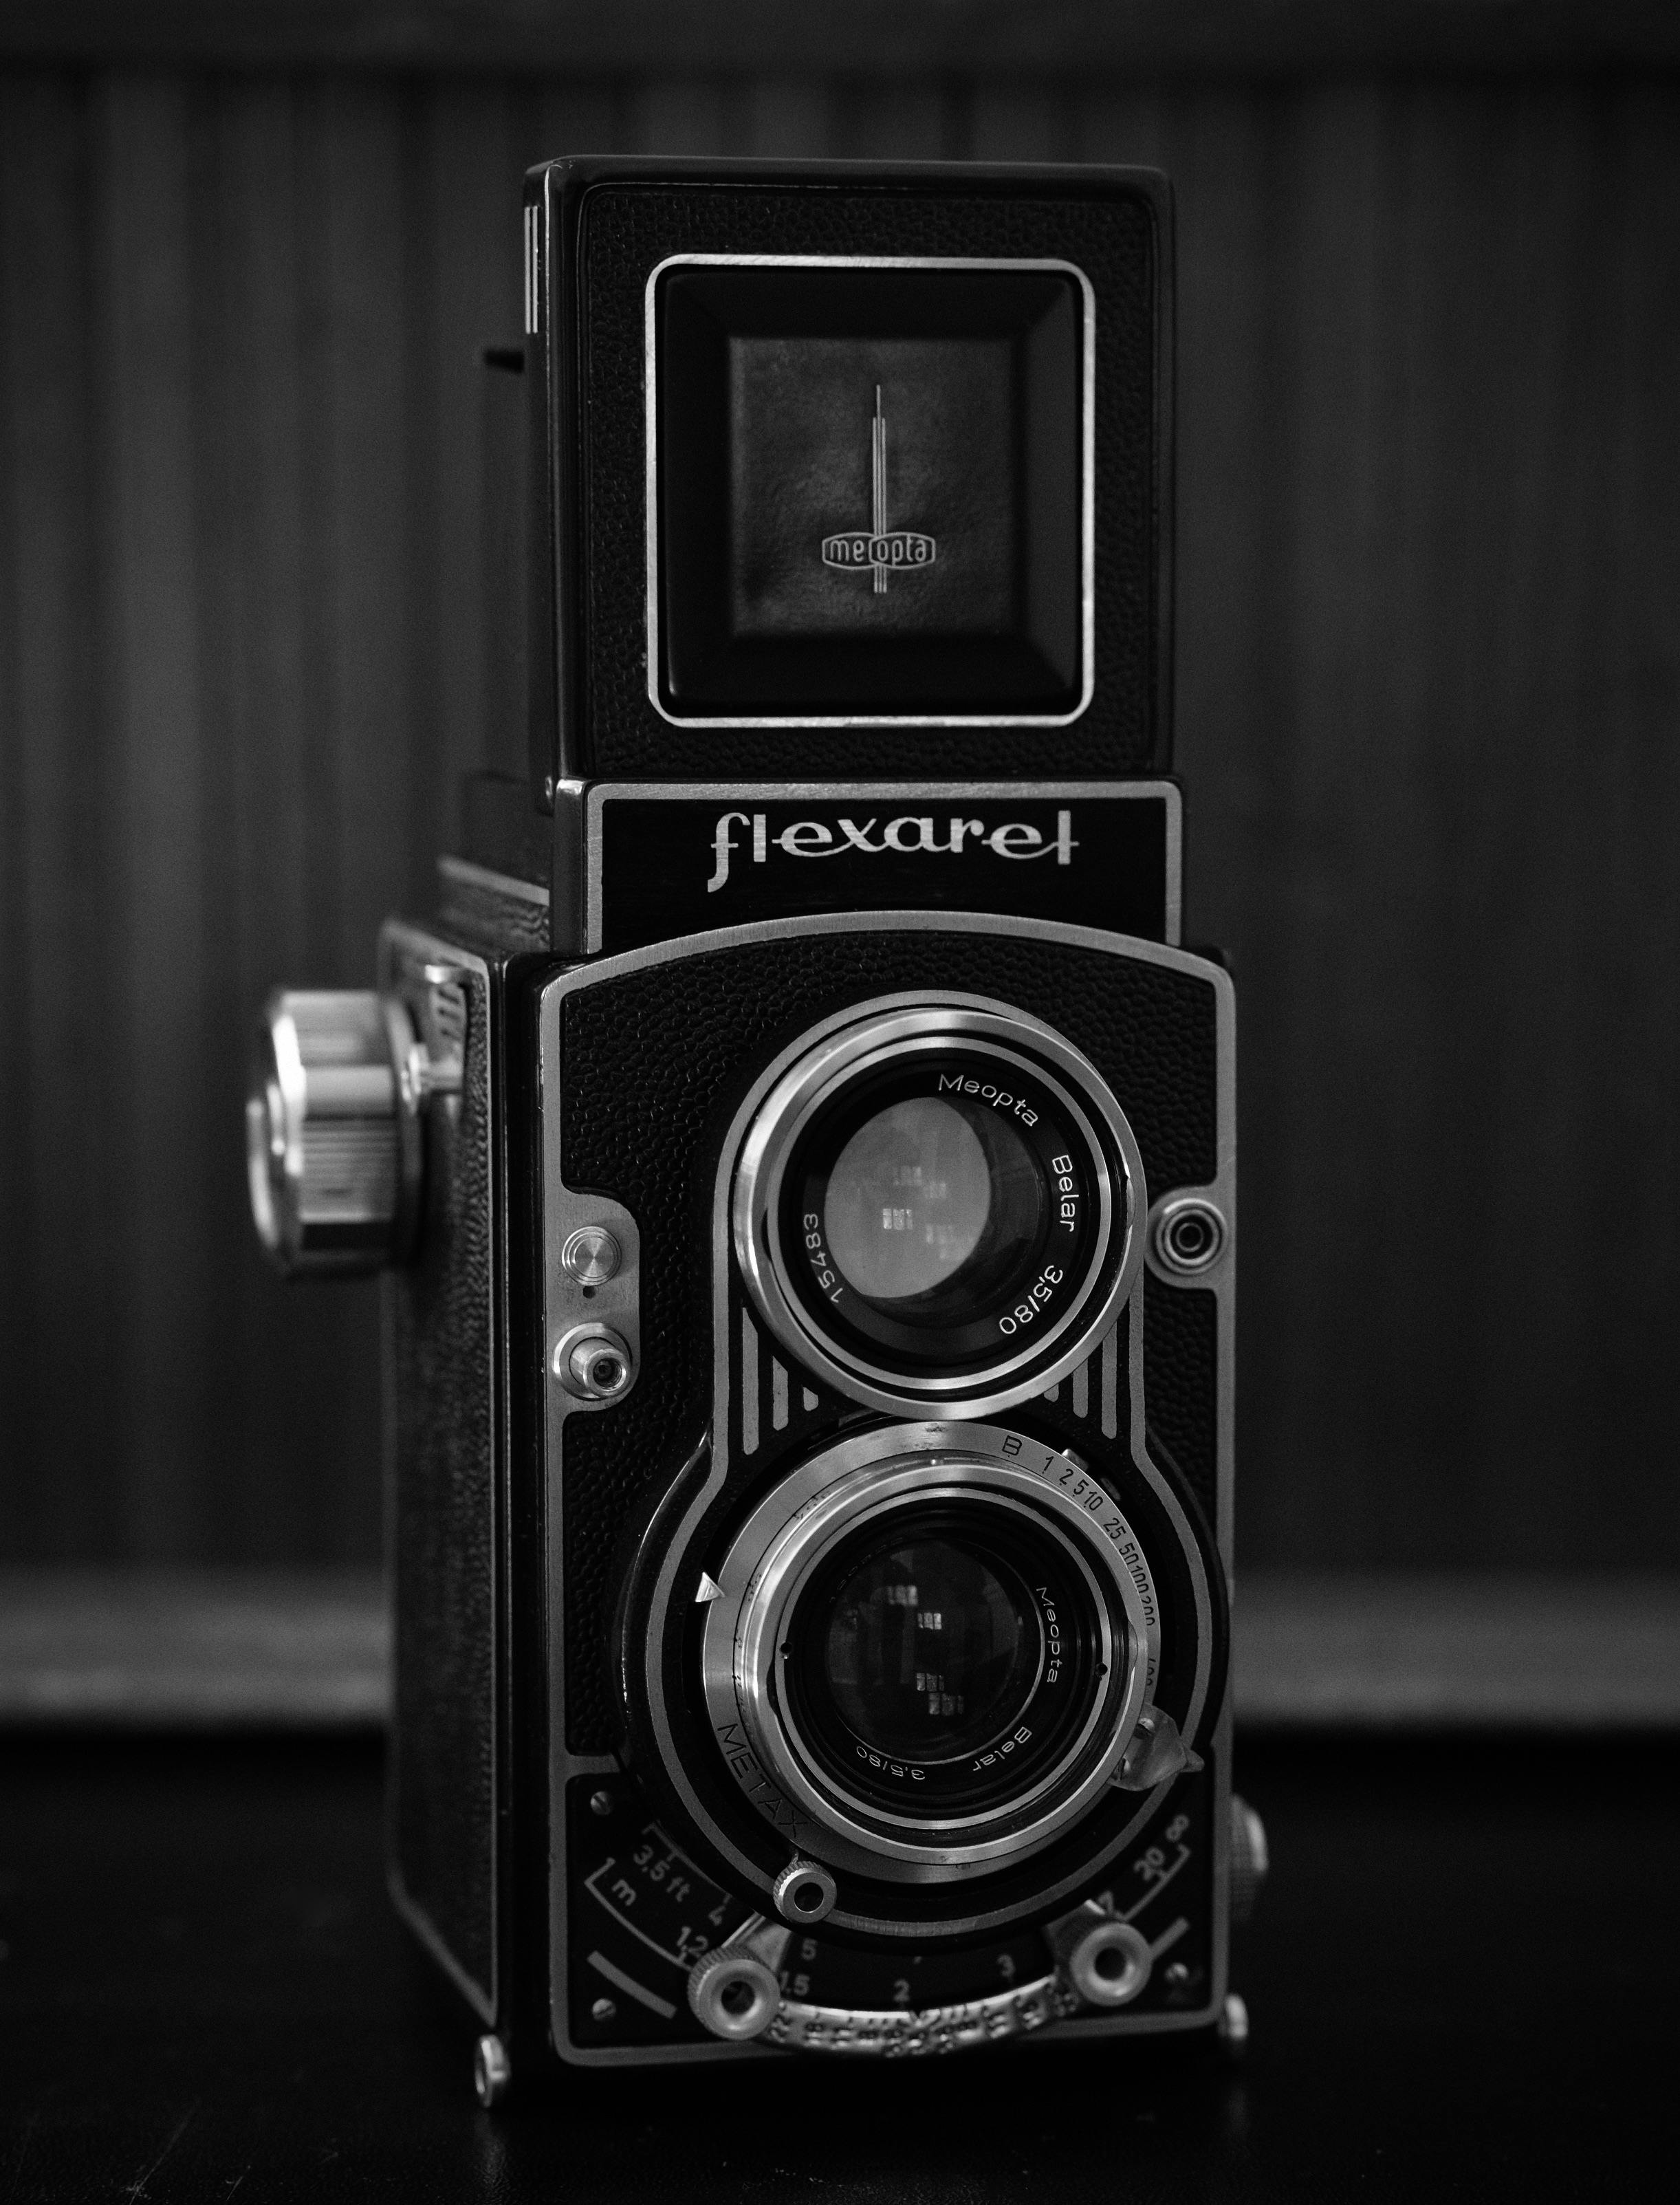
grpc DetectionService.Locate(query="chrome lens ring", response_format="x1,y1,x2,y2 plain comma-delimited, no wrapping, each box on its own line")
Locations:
701,1422,1160,1881
733,1006,1146,1418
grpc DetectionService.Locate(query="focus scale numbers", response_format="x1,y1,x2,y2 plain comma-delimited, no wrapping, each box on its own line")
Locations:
759,1783,1209,2017
1124,1811,1194,1918
573,1800,758,2035
583,1823,741,1970
572,1779,1208,2036
781,1935,1050,2016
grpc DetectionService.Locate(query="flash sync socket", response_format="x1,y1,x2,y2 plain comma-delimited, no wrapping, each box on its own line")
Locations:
732,1005,1145,1418
554,1323,635,1402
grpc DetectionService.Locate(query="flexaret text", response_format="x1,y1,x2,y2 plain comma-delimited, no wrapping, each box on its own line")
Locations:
708,811,1078,893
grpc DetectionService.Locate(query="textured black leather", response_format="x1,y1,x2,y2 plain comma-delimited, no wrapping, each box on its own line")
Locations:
435,865,550,957
388,955,498,2012
1143,1281,1220,1529
558,927,1218,1751
575,181,1164,780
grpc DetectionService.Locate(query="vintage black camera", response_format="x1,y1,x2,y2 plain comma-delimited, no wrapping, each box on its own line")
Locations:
247,156,1261,2091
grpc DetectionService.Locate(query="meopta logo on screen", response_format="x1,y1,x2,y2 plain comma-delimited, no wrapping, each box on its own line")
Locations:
706,812,1077,893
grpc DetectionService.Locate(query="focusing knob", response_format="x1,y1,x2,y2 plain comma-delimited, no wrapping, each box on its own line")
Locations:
247,990,422,1276
1229,1794,1269,1926
687,1946,781,2042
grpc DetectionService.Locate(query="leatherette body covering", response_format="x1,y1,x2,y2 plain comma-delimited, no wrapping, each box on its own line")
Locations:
382,927,500,2019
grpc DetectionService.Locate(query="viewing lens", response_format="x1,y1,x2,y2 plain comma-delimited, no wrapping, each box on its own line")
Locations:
780,1045,1098,1376
821,1532,1042,1763
822,1098,998,1301
741,1012,1137,1401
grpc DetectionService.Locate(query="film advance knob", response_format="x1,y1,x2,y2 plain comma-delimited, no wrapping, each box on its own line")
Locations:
246,990,422,1276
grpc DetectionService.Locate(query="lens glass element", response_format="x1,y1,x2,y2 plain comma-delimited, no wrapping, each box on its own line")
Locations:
781,1497,1114,1822
780,1044,1100,1379
822,1098,998,1301
822,1532,1041,1763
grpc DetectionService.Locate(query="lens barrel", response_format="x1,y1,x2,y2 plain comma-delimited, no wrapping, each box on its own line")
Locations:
699,1422,1161,1882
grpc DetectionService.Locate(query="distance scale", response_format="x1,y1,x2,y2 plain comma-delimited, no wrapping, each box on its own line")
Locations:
567,1770,1213,2050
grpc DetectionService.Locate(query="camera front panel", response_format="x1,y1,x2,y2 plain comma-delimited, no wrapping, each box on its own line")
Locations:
538,912,1232,2064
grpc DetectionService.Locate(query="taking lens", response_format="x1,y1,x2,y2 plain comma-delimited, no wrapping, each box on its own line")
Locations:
782,1497,1108,1822
701,1428,1164,1878
820,1530,1041,1763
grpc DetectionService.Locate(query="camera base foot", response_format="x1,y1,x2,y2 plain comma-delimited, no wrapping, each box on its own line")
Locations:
474,2032,511,2108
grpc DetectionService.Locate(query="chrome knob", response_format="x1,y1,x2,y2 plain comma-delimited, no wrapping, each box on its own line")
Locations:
246,990,421,1276
772,1859,837,1926
1065,1917,1153,2008
1229,1794,1269,1926
687,1947,781,2042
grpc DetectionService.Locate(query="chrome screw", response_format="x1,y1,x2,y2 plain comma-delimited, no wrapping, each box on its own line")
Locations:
589,1788,614,1818
591,1997,617,2023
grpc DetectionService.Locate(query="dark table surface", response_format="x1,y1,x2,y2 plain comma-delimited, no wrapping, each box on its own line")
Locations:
1,1732,1672,2202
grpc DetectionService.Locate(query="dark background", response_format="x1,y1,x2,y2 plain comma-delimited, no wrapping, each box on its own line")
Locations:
2,1,1678,1577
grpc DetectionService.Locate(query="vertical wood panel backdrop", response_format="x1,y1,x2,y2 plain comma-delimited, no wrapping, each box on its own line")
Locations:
1,27,1677,1570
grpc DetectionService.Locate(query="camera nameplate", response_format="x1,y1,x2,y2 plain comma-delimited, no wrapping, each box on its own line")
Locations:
581,781,1182,959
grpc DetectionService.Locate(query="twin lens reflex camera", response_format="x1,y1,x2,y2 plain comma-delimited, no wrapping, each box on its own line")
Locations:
246,155,1265,2094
